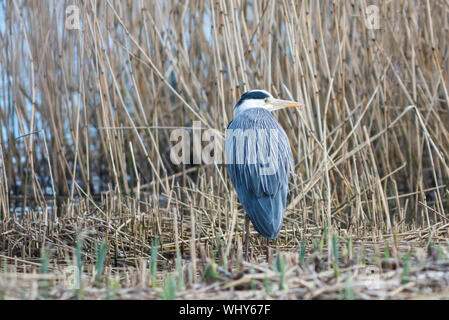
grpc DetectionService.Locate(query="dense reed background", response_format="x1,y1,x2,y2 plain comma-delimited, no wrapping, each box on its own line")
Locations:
1,0,449,299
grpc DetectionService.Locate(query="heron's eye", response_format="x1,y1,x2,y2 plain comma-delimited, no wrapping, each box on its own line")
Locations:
264,98,268,103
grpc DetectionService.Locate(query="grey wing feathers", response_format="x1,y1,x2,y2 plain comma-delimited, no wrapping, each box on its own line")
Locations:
225,108,292,239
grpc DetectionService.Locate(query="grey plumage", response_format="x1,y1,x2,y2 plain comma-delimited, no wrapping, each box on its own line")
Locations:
225,107,293,239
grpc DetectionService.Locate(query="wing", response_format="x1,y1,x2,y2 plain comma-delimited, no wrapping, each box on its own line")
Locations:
225,109,293,239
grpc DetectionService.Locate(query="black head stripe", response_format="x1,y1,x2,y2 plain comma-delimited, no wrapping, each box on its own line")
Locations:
234,90,270,109
240,91,270,100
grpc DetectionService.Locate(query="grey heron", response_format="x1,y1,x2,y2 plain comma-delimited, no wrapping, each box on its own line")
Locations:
225,89,303,260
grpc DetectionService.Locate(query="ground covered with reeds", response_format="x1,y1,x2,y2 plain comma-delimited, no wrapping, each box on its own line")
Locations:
1,0,449,299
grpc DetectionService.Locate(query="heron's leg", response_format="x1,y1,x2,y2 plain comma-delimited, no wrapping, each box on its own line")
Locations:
266,238,270,263
244,215,249,260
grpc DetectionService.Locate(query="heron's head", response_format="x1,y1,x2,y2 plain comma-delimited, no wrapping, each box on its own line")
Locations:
234,89,303,116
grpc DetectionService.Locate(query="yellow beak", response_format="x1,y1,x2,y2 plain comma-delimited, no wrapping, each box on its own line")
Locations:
267,98,304,111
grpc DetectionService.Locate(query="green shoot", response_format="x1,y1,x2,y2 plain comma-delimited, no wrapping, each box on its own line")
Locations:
94,241,107,287
149,237,159,288
162,275,176,300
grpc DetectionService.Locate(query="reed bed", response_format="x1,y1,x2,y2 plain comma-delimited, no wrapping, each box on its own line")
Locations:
1,0,449,299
